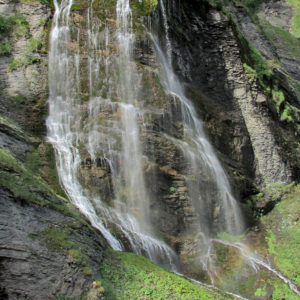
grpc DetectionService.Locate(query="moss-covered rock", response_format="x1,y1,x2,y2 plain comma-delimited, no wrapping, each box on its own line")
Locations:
130,0,158,16
262,183,300,288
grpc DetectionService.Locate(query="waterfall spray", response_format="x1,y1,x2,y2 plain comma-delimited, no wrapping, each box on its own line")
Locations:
47,0,177,267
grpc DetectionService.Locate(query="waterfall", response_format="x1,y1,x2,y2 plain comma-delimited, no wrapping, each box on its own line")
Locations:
46,0,122,251
149,1,300,295
47,0,176,267
147,0,244,276
47,0,243,273
46,0,300,296
153,0,244,238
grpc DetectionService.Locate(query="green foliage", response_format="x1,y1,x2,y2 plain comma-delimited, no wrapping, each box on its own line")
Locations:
271,279,299,300
262,184,300,288
230,18,272,89
0,42,12,55
0,15,29,41
280,104,293,123
169,186,175,192
254,287,266,297
100,251,230,299
287,0,300,38
68,249,87,265
26,37,42,53
7,58,24,71
130,0,158,16
0,15,43,69
25,147,41,172
44,228,75,251
0,14,29,42
260,20,300,60
243,63,257,84
272,88,285,112
8,56,40,71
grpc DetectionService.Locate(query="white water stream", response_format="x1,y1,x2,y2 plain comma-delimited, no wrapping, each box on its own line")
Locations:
47,0,176,266
47,0,300,296
152,0,300,296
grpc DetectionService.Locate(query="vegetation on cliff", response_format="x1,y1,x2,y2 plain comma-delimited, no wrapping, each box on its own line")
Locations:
100,250,231,299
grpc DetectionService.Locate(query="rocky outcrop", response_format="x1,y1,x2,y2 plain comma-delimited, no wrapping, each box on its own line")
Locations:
0,189,105,300
161,0,299,196
0,0,50,135
0,117,107,299
0,1,109,299
0,0,299,299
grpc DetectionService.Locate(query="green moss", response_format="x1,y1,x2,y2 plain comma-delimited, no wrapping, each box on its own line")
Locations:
68,249,87,265
130,0,158,16
100,251,231,299
254,287,266,297
26,37,42,53
7,58,24,71
169,186,175,192
25,147,41,172
217,232,245,243
0,147,87,225
287,0,300,38
33,226,94,278
0,42,12,55
260,20,300,60
262,184,300,288
44,227,75,251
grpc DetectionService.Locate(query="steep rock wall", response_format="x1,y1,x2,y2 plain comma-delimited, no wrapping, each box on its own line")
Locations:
0,0,299,299
160,0,300,199
0,1,108,299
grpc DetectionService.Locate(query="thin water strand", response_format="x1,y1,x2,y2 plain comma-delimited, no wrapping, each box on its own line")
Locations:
47,0,122,250
213,239,300,296
47,0,177,266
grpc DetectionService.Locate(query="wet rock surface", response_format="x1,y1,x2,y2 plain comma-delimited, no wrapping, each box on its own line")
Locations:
0,189,104,300
159,0,299,194
0,0,299,299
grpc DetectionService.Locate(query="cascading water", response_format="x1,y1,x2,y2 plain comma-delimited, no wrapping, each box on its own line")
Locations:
153,0,244,238
47,0,300,296
149,0,300,296
47,0,176,266
148,0,244,279
47,0,122,251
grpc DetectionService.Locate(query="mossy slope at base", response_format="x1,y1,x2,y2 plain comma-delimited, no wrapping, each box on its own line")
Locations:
100,251,232,299
262,184,300,288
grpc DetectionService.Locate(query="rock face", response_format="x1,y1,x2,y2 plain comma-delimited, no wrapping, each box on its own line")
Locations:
0,116,107,299
161,0,300,192
0,0,299,299
0,0,50,134
0,1,108,299
0,189,104,300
